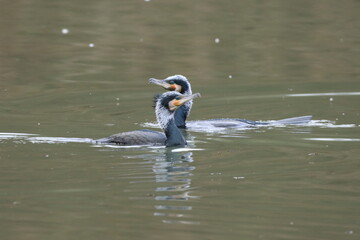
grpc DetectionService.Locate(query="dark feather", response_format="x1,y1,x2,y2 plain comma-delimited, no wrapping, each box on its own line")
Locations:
152,93,161,108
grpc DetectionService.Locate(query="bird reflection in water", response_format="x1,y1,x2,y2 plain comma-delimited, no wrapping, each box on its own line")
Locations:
125,149,200,225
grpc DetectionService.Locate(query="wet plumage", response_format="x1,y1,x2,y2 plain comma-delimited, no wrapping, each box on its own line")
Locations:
96,92,200,147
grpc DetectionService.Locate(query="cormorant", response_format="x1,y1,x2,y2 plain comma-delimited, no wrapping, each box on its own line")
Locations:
148,75,312,129
149,75,192,128
96,92,201,147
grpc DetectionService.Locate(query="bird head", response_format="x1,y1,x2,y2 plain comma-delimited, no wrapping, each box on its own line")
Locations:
148,75,192,95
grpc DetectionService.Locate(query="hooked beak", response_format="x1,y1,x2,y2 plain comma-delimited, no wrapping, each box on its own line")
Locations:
175,93,201,106
148,78,174,90
169,93,201,111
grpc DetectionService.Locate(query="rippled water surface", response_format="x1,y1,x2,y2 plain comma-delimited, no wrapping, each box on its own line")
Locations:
1,1,360,240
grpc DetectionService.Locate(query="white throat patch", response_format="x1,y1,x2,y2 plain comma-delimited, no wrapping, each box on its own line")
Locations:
155,93,177,130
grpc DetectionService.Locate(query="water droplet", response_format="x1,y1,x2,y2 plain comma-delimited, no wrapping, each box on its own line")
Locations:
329,97,333,102
228,75,232,79
37,122,41,126
88,43,95,48
61,28,69,34
214,38,220,44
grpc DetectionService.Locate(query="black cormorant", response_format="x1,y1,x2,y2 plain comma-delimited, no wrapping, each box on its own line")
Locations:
96,91,201,147
148,75,312,129
149,75,192,128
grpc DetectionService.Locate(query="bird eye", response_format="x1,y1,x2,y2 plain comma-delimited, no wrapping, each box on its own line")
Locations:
175,96,181,100
169,80,175,84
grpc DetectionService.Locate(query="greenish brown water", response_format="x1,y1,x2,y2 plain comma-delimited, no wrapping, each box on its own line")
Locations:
1,1,360,240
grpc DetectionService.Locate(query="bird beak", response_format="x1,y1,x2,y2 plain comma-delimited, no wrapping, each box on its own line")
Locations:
148,78,176,91
176,93,201,106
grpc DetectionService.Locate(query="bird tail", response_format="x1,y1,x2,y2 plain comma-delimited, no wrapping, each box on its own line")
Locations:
270,115,312,125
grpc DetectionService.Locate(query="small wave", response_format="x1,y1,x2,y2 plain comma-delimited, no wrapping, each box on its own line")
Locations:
28,137,93,144
141,122,160,128
0,132,93,144
306,120,357,128
171,148,204,152
0,132,37,140
305,138,360,142
286,92,360,97
141,119,358,134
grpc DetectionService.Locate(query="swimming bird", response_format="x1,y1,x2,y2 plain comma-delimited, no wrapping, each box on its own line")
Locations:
149,75,192,128
148,75,312,129
96,92,201,147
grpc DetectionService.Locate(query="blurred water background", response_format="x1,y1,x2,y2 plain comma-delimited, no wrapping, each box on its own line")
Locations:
1,1,359,239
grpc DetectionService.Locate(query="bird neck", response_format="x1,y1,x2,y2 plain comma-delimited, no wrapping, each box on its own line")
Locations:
164,118,186,147
156,105,186,147
181,87,192,95
174,104,190,128
175,87,192,128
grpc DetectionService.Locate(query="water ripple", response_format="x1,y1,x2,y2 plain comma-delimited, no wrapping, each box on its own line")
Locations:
142,118,358,134
286,92,360,97
305,138,360,142
123,151,200,225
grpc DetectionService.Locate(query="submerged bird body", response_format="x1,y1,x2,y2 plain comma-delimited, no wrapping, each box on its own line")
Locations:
148,75,312,129
185,115,313,129
96,92,201,147
96,129,166,146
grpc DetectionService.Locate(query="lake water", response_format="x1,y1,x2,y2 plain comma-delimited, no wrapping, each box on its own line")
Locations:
1,1,359,239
